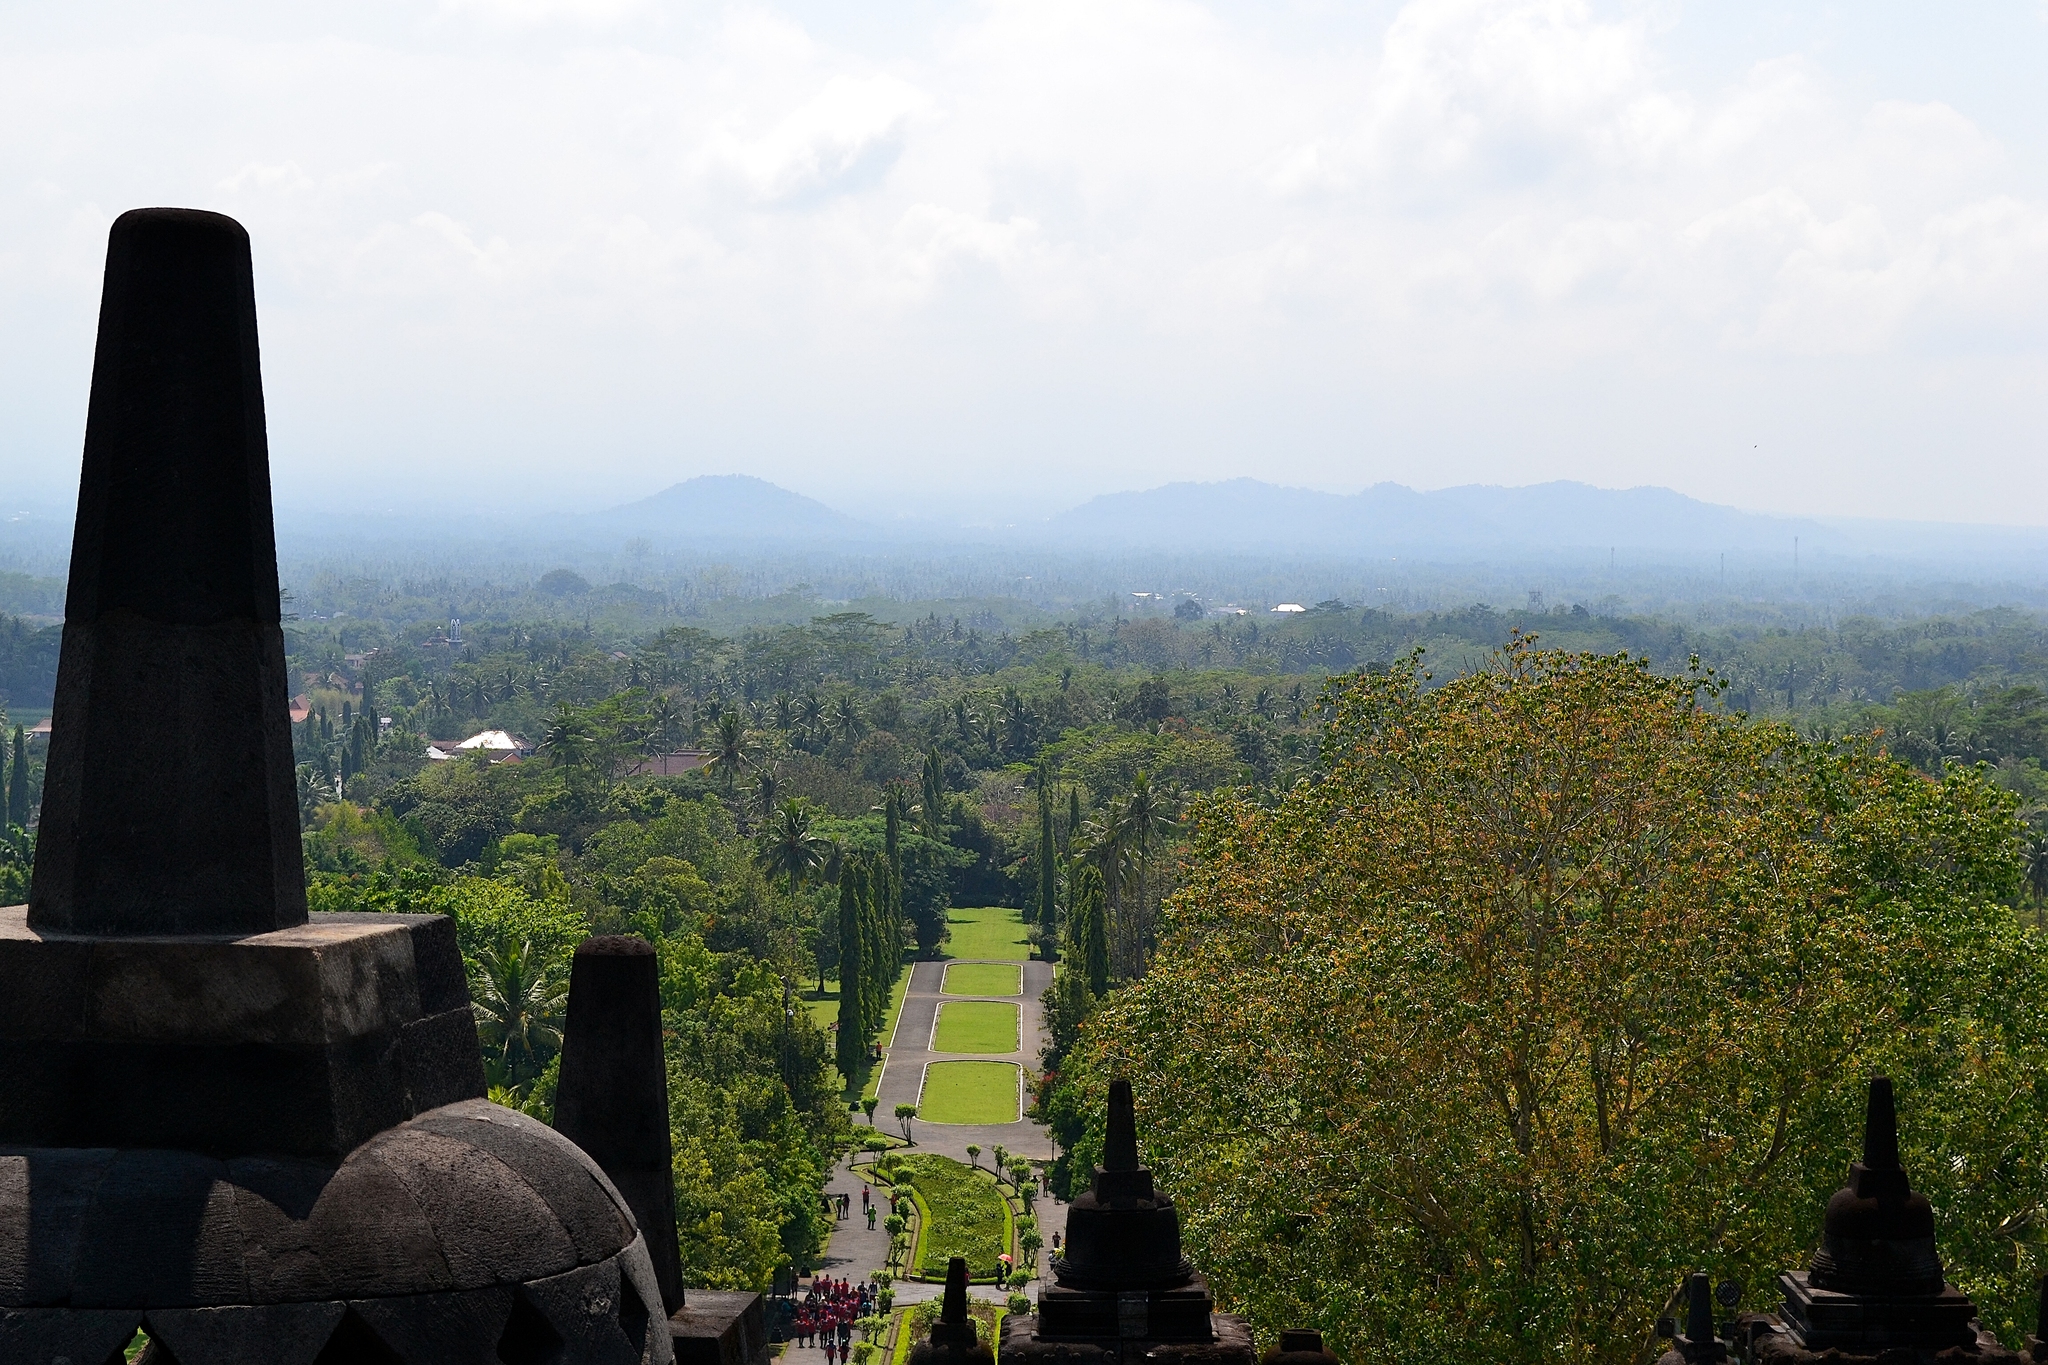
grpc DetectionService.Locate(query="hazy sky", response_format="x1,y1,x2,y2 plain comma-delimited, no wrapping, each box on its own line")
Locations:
4,2,2048,525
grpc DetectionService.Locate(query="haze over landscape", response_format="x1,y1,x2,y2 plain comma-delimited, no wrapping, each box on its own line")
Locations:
21,10,2048,1365
6,2,2048,529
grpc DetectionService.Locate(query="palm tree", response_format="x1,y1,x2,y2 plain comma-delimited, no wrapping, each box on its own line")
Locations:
539,705,588,769
648,694,683,752
470,937,569,1090
756,768,780,821
758,798,833,894
832,693,868,747
707,711,751,791
797,690,826,741
1111,773,1176,973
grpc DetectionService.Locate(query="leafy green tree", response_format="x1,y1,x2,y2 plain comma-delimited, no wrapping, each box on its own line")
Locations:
893,1102,917,1142
1082,641,2047,1365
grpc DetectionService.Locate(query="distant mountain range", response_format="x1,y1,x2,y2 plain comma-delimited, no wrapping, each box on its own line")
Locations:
582,474,2048,565
1043,479,1833,556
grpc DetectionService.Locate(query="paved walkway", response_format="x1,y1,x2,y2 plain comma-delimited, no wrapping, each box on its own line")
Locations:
784,923,1069,1363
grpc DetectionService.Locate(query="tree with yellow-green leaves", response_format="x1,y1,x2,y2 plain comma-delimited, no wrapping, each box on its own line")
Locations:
1076,639,2048,1365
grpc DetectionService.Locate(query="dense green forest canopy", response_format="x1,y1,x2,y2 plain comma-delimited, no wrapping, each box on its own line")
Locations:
6,575,2048,1301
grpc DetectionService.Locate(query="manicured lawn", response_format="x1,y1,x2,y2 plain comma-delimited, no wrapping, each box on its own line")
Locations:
934,1001,1019,1054
942,906,1030,961
894,1154,1012,1280
942,962,1021,997
918,1061,1021,1124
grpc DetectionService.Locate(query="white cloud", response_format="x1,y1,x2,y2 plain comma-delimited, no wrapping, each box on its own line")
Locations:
3,0,2048,521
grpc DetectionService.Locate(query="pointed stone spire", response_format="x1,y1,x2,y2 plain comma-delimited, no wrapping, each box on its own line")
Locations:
934,1258,975,1346
553,935,684,1314
29,207,303,936
908,1258,994,1365
1862,1076,1901,1171
1052,1077,1187,1290
1104,1078,1140,1170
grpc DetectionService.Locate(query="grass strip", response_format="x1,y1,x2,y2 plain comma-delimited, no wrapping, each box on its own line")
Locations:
934,1001,1020,1054
919,1061,1021,1124
941,962,1022,996
941,906,1031,961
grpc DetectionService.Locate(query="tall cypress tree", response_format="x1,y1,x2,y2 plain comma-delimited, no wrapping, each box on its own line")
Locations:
836,861,865,1079
1071,864,1110,996
1036,765,1057,939
884,790,906,970
921,750,945,838
7,725,26,831
861,855,890,1041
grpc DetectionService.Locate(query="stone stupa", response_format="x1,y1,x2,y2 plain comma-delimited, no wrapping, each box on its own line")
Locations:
1001,1079,1254,1365
0,207,670,1364
1736,1076,2014,1365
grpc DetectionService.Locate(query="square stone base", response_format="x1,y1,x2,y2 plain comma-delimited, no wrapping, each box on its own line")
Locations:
672,1289,769,1365
1775,1272,1984,1351
1037,1278,1218,1341
0,907,483,1162
1000,1310,1256,1365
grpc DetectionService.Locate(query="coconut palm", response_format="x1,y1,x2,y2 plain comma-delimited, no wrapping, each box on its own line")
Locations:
648,693,684,752
756,798,833,895
707,711,752,791
831,693,868,747
538,704,588,769
470,937,569,1089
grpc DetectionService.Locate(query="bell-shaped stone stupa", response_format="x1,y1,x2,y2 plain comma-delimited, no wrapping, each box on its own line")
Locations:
1001,1079,1254,1365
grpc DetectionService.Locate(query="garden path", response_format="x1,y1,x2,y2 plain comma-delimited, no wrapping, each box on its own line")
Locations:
789,907,1067,1362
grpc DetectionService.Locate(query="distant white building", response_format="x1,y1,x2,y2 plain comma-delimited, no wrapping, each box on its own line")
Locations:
1271,603,1307,613
425,729,531,763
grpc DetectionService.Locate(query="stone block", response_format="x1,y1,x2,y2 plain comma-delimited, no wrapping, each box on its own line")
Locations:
408,1104,634,1261
0,1305,142,1364
0,908,484,1162
520,1255,657,1365
349,1286,516,1365
670,1289,769,1365
145,1300,347,1365
1000,1312,1257,1365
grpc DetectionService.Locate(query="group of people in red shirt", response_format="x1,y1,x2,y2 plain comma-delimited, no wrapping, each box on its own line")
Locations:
792,1275,874,1364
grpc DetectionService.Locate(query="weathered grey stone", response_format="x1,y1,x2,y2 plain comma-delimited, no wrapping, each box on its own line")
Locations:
0,206,657,1357
556,936,686,1313
349,1286,516,1365
31,207,302,939
0,908,484,1162
520,1259,647,1364
408,1102,635,1260
369,1125,578,1287
69,1148,249,1309
145,1300,347,1365
0,1306,142,1364
670,1289,771,1365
